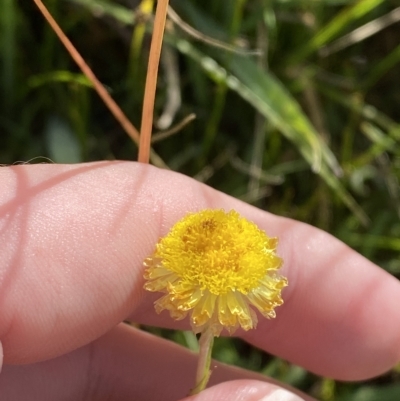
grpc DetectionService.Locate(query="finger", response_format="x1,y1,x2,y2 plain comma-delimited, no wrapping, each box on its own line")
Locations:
0,323,313,401
1,162,150,364
182,382,306,401
240,220,400,380
1,162,400,380
132,171,400,380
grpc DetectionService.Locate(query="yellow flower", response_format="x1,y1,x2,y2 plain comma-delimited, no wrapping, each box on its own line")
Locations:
143,209,287,336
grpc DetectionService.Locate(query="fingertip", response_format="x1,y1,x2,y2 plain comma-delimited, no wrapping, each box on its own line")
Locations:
181,380,307,401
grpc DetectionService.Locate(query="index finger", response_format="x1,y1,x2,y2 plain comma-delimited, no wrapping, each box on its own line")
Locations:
1,161,399,381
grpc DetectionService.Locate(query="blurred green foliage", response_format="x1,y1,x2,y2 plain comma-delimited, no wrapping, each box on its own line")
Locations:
1,0,400,399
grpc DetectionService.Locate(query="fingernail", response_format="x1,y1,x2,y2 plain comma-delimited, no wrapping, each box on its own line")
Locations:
258,388,305,401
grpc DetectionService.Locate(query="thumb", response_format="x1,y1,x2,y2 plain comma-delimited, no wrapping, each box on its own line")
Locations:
182,380,308,401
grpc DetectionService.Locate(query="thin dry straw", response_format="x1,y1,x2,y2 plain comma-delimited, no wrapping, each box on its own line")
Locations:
138,0,170,163
33,0,140,144
32,0,141,144
33,0,169,168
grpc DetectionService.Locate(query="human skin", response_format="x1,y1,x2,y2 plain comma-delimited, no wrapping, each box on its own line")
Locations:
0,161,400,400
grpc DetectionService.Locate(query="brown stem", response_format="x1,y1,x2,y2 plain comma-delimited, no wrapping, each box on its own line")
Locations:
138,0,170,164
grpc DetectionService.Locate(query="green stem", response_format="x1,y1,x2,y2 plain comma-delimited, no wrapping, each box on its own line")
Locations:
189,327,214,395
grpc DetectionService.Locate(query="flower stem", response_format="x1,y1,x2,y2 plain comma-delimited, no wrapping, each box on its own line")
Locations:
189,327,214,396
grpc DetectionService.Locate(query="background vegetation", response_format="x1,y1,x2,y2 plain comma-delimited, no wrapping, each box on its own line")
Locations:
1,0,400,399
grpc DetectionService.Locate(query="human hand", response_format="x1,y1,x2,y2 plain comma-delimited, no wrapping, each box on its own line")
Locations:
1,161,399,401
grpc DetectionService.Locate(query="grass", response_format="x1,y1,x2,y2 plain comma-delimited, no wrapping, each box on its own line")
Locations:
1,0,400,399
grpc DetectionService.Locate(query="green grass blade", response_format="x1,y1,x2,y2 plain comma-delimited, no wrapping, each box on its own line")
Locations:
175,39,368,224
27,71,94,89
363,42,400,89
68,0,136,25
289,0,385,62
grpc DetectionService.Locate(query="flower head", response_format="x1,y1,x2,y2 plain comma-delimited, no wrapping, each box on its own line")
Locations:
144,209,287,336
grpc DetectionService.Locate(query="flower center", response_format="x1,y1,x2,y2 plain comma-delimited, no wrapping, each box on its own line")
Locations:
157,210,280,295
